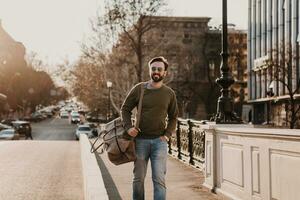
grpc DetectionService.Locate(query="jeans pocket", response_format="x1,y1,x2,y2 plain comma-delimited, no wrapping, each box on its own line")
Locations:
158,136,168,144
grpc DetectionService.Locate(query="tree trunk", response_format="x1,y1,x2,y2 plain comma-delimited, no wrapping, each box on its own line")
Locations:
137,35,143,82
290,97,295,129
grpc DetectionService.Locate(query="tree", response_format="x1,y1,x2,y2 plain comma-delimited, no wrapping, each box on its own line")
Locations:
72,40,138,117
74,0,168,117
268,59,300,129
100,0,167,82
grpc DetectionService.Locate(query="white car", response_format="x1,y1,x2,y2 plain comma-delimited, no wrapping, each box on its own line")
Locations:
75,125,93,140
70,111,79,116
60,111,69,119
0,128,19,140
71,113,81,124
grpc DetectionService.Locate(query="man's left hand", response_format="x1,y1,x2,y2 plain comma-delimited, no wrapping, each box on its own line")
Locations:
160,136,169,142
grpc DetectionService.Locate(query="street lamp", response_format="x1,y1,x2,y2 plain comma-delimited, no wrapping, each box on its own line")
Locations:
266,81,275,124
0,93,7,102
214,0,242,124
106,81,112,121
0,93,7,118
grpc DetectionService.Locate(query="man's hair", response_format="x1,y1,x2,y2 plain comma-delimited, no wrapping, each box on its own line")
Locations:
148,56,169,71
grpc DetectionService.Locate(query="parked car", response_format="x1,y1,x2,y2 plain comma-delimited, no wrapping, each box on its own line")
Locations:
1,119,16,126
0,128,19,140
29,112,47,122
75,125,93,140
11,121,32,137
40,110,53,118
0,123,12,131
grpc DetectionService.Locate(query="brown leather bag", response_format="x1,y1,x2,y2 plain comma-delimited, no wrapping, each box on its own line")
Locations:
91,83,145,165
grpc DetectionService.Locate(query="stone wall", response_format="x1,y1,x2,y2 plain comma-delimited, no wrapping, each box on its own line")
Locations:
203,124,300,200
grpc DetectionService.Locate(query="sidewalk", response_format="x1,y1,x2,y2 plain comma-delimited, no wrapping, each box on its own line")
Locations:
93,148,222,200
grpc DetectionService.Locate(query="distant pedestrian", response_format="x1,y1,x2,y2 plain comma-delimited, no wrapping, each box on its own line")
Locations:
121,56,178,200
25,125,33,140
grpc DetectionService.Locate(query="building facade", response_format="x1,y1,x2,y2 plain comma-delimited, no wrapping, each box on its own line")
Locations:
248,0,300,127
143,16,247,120
0,20,26,69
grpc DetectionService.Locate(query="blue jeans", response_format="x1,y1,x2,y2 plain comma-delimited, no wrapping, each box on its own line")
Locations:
133,137,168,200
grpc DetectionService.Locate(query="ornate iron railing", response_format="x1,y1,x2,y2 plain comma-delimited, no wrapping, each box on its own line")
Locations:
169,118,206,170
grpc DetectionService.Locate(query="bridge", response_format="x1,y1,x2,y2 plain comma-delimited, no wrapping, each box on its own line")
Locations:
0,117,218,200
1,117,300,200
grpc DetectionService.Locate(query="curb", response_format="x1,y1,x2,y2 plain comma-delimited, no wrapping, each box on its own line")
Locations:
80,134,109,200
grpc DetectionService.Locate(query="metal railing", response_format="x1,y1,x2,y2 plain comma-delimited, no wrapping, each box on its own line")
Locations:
168,118,206,170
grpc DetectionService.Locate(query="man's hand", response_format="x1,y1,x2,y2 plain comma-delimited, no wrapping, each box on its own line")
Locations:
160,136,169,142
127,127,139,137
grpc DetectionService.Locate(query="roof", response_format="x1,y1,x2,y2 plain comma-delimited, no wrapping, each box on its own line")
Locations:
12,120,30,124
0,20,16,45
148,16,211,23
78,125,90,128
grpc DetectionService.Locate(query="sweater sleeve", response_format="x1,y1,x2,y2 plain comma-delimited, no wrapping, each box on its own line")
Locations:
165,91,179,138
120,84,139,131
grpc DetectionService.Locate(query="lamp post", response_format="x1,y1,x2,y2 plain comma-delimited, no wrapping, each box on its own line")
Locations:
0,93,7,119
266,81,275,124
214,0,242,123
0,93,7,102
106,81,112,121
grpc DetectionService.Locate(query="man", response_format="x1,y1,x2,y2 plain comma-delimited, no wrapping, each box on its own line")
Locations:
25,124,33,140
121,56,178,200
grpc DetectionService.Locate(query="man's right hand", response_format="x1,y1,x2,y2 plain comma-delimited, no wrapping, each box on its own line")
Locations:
127,127,139,137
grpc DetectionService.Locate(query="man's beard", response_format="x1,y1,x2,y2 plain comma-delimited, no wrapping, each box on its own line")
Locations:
151,74,164,82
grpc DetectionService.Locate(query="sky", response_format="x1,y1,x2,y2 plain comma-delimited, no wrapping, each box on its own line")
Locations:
0,0,248,66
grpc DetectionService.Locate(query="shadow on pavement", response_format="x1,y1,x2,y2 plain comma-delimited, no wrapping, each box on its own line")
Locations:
94,152,122,200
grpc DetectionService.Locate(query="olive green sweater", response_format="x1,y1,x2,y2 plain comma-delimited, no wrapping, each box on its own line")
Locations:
121,82,178,139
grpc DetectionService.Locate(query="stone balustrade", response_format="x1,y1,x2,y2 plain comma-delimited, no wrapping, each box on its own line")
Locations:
202,123,300,200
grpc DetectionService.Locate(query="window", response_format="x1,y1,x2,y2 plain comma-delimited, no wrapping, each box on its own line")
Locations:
184,33,190,39
209,61,215,77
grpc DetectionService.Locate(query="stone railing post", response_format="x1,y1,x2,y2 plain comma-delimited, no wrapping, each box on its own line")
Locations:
168,135,172,155
176,120,182,159
188,120,194,165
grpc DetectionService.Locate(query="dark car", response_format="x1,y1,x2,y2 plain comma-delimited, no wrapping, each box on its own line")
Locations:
11,121,32,137
29,112,47,122
1,119,16,126
0,123,12,130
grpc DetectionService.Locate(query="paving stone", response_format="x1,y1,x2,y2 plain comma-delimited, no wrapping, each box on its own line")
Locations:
94,148,222,200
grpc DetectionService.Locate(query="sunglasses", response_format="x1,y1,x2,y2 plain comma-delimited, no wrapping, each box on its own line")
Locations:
151,66,164,72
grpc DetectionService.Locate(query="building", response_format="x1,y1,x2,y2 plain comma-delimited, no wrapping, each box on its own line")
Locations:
0,20,27,112
0,20,26,69
142,16,247,120
227,28,248,118
248,0,300,127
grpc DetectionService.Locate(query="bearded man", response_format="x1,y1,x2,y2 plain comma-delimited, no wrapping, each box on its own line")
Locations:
121,56,178,200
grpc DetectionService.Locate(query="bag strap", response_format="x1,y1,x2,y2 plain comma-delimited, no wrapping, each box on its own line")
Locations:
134,83,145,130
90,130,107,153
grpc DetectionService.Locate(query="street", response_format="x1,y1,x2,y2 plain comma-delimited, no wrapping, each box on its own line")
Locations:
32,116,77,140
0,117,84,200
